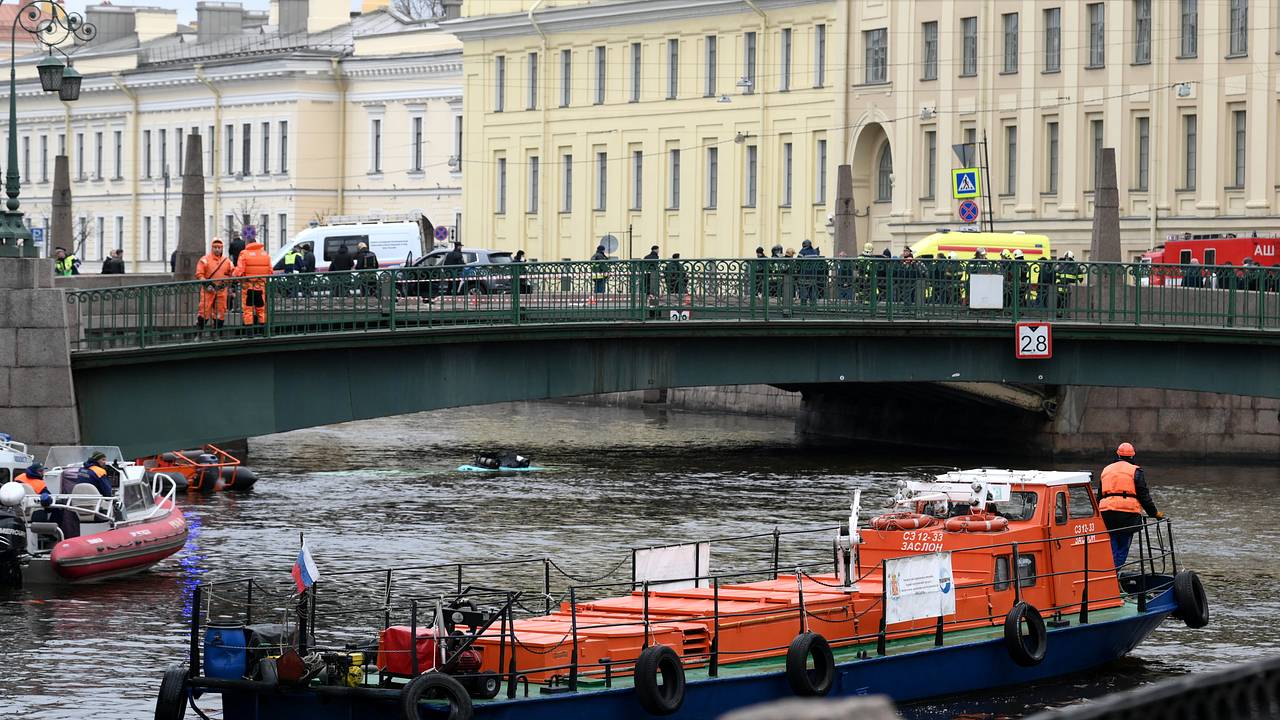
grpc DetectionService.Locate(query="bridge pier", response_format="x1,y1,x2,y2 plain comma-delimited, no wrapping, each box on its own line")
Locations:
0,259,80,453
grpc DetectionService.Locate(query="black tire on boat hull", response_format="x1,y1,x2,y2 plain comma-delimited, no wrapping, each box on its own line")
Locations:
220,467,258,491
154,662,188,720
401,672,473,720
1173,570,1209,629
633,644,685,716
1004,602,1047,667
785,632,835,697
469,671,501,700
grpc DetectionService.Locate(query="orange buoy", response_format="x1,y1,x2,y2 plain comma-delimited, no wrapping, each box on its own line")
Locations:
870,512,936,531
944,514,1010,533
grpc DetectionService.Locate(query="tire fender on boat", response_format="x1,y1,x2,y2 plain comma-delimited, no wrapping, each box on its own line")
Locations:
1003,602,1048,667
154,662,189,720
870,513,936,531
785,632,835,697
1173,570,1209,629
401,671,473,720
633,644,686,716
943,514,1010,533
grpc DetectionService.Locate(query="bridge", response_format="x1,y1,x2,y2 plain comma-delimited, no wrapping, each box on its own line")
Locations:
59,258,1279,457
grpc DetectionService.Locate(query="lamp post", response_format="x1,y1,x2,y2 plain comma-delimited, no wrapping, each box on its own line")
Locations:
0,3,95,257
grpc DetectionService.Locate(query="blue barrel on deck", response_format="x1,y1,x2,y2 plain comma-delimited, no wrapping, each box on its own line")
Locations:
204,625,248,679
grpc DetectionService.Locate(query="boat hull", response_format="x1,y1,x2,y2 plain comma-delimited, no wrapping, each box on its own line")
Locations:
216,589,1175,720
26,503,187,584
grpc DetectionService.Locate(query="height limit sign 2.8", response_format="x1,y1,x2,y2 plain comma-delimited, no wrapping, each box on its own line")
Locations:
1015,323,1052,359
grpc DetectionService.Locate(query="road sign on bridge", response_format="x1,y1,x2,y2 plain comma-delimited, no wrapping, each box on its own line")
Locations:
958,200,980,224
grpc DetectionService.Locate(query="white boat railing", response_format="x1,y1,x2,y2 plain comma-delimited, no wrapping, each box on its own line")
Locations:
21,469,179,526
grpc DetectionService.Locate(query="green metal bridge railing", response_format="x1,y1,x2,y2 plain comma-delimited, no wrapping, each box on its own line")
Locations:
63,258,1280,352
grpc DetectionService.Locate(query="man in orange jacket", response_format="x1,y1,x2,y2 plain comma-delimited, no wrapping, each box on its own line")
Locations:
1096,442,1163,570
233,239,272,328
196,238,235,333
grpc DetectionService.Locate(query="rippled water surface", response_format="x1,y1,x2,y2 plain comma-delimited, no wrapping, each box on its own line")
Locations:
0,401,1276,719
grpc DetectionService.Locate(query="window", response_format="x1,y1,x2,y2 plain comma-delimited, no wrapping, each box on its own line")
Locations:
994,554,1038,591
140,217,148,261
921,21,938,80
1232,110,1246,187
1068,485,1096,519
961,17,978,76
453,115,463,171
744,31,757,93
1005,126,1017,194
259,214,269,248
224,125,234,175
632,150,643,210
1134,0,1151,63
411,116,423,172
876,144,892,201
562,154,573,212
745,145,758,207
206,125,213,176
1229,0,1248,56
1089,118,1104,190
1180,0,1198,57
1043,8,1061,71
528,155,539,212
1136,116,1150,191
782,141,793,206
1054,492,1068,525
816,138,828,204
630,43,641,102
1002,13,1019,73
1183,114,1197,190
705,36,718,96
780,28,792,91
814,24,826,87
39,135,47,182
159,129,167,177
595,46,606,104
93,132,102,179
261,121,270,174
706,146,718,208
560,49,572,107
278,121,288,173
864,29,887,84
241,123,250,175
176,129,184,176
370,118,382,174
596,152,607,211
115,217,123,251
143,129,152,178
496,157,507,214
668,149,681,209
667,39,679,99
278,213,287,247
1087,3,1105,67
159,216,167,258
1046,121,1060,194
495,55,506,111
923,130,936,199
528,52,539,110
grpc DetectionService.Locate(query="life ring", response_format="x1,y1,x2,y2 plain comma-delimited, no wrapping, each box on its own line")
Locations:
870,513,936,531
944,514,1010,533
154,663,189,720
785,632,835,697
1004,602,1047,666
633,644,686,716
401,671,473,720
1173,570,1209,629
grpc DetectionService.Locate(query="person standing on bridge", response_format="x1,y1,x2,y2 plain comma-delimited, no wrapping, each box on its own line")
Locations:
54,247,80,276
1096,442,1163,571
196,238,235,335
233,237,272,331
590,245,610,303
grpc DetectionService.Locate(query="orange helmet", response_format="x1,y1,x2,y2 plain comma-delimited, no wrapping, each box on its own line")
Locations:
1116,442,1136,458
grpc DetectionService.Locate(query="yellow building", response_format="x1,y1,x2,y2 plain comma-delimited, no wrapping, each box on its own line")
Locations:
9,1,463,272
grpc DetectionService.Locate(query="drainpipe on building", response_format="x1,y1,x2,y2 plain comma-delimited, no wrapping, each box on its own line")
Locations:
528,0,550,257
194,65,222,238
332,57,348,215
111,73,141,272
744,0,768,251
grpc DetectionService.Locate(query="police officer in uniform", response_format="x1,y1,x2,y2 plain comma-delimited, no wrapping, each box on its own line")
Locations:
1096,442,1163,570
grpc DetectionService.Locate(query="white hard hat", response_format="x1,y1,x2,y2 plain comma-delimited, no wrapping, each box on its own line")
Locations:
0,482,25,507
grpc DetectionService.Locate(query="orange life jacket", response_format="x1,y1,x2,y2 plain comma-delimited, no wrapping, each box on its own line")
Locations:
1098,461,1143,514
233,242,272,282
15,472,47,495
196,252,234,282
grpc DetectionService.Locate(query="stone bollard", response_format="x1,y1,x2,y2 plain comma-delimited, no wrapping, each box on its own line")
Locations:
719,696,901,720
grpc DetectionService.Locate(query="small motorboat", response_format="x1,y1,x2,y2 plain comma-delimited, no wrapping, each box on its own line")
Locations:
459,451,543,473
0,443,187,586
137,444,260,493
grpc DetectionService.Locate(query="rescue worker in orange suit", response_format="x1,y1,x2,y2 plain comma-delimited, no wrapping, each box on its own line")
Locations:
233,238,272,329
77,452,116,498
196,238,235,334
15,463,53,516
1096,442,1163,570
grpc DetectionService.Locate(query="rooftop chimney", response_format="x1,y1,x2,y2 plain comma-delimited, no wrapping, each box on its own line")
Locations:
196,1,244,44
84,5,137,45
279,0,348,35
441,0,462,20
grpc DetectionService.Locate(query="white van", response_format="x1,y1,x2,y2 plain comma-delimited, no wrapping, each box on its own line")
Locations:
270,221,425,272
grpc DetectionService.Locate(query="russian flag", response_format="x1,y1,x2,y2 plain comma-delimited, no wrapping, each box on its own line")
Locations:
291,541,320,593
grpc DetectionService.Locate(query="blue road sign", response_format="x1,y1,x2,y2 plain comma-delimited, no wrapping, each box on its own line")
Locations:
958,199,980,223
952,168,981,199
433,225,450,241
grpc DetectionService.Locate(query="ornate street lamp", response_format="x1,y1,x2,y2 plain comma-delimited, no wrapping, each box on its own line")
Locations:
0,3,95,258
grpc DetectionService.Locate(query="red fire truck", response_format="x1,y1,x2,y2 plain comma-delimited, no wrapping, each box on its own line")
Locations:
1140,233,1279,286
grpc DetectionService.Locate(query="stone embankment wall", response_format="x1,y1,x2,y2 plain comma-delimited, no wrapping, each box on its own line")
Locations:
572,384,802,417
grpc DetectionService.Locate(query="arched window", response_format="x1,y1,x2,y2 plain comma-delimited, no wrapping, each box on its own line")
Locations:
876,144,893,201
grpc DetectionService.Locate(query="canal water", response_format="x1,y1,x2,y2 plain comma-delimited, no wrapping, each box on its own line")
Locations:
1,401,1276,719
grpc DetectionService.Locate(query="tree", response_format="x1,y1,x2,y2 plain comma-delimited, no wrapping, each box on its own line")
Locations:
392,0,443,19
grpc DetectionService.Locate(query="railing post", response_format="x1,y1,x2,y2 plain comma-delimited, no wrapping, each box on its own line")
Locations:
642,580,650,649
568,586,579,691
456,563,463,595
772,527,781,580
1136,525,1148,612
409,599,420,677
498,592,509,686
796,569,807,635
265,277,276,338
189,584,202,677
388,269,397,332
1011,265,1021,323
384,570,393,630
877,560,887,656
511,264,522,325
245,581,253,626
1012,543,1021,606
710,578,720,677
934,615,944,647
544,558,552,615
506,604,519,699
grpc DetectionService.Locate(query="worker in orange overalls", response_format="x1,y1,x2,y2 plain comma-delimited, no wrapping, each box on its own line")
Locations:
196,238,235,334
233,239,273,329
1096,442,1164,570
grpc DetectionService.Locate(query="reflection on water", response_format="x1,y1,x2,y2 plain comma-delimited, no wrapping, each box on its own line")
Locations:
0,401,1276,719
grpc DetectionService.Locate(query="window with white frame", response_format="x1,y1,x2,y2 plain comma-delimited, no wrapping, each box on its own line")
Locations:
528,155,540,212
876,145,893,201
596,152,607,211
1135,116,1150,191
744,31,757,93
241,123,250,176
39,135,47,182
143,129,152,178
705,36,717,97
224,125,234,175
864,29,887,83
1046,120,1060,193
630,43,641,102
528,52,539,110
816,137,828,204
261,121,270,174
595,46,606,104
706,146,718,209
411,116,423,173
278,120,288,173
667,39,679,99
1229,0,1248,56
496,156,507,214
1232,109,1246,187
453,115,463,171
781,141,793,206
780,28,792,91
495,55,506,111
560,49,572,107
921,21,938,80
1087,3,1105,67
159,129,167,178
1002,13,1019,73
176,129,184,176
1180,0,1198,57
1183,114,1197,190
370,118,382,174
93,131,102,179
1044,8,1061,71
668,149,681,209
1134,0,1151,63
745,144,758,207
814,24,826,87
1005,125,1017,194
923,130,935,199
562,154,573,212
961,17,978,75
631,149,643,210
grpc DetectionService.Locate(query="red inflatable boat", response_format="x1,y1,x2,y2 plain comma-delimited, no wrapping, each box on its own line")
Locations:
48,496,187,581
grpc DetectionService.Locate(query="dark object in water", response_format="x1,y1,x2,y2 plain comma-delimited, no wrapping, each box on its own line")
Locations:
472,451,530,470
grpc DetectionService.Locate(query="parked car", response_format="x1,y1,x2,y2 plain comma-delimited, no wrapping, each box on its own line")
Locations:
271,220,425,272
398,247,521,297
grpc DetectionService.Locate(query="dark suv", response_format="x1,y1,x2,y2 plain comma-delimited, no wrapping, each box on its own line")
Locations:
398,248,517,297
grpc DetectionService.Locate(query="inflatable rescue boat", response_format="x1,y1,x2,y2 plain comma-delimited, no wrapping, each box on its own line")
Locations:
137,445,260,493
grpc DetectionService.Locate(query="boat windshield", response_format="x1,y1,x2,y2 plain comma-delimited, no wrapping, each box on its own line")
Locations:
44,445,126,469
994,491,1039,521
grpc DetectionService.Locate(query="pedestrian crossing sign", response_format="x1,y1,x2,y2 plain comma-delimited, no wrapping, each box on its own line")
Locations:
952,168,981,199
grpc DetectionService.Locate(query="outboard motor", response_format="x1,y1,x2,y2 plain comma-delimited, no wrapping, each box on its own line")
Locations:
0,483,29,588
193,454,222,494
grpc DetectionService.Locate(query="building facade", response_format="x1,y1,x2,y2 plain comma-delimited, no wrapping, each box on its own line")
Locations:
8,0,463,273
453,0,1280,261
